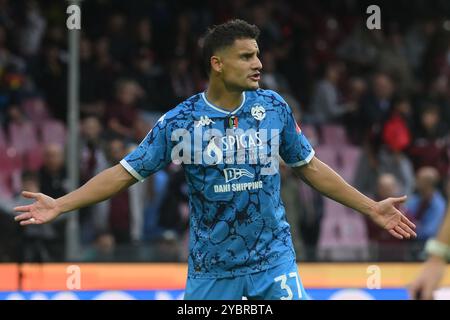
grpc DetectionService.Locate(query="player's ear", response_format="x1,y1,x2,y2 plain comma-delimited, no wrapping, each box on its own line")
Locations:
210,55,223,73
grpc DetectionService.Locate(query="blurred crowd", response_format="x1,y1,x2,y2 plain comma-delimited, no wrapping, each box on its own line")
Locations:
0,0,449,263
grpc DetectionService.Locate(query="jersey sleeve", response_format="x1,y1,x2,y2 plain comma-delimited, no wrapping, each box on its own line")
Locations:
120,114,173,181
275,92,315,167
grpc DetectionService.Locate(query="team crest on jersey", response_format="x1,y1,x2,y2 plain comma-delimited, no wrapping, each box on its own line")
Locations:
251,104,266,121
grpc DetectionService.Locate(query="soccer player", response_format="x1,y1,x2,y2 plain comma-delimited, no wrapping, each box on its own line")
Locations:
409,203,450,300
14,19,416,300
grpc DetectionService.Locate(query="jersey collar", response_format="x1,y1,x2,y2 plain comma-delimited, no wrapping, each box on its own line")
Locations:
201,91,246,115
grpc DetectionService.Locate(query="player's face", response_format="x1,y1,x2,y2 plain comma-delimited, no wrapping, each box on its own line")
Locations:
218,38,262,91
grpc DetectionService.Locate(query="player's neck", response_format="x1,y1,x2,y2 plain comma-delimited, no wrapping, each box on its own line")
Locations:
205,83,243,112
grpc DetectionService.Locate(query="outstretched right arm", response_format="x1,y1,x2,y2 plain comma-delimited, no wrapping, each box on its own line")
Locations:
14,105,180,226
14,164,137,226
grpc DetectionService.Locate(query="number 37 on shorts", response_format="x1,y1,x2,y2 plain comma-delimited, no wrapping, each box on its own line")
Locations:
274,272,304,300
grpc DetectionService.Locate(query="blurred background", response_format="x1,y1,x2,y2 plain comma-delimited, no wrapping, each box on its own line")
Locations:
0,0,450,299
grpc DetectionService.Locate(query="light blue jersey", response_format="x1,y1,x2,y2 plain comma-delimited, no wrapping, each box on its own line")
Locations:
120,89,314,279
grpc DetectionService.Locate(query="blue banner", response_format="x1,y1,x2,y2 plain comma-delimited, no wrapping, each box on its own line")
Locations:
0,288,410,300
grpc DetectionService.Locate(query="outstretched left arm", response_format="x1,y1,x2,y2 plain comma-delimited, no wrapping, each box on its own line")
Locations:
292,156,416,239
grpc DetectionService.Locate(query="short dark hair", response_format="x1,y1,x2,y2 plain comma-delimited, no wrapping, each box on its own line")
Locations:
202,19,260,74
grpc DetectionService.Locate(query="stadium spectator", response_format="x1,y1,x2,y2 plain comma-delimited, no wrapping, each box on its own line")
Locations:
91,36,121,104
81,231,116,262
79,37,101,105
105,79,143,141
39,144,67,198
0,171,64,262
102,137,147,245
16,0,46,58
359,72,395,138
354,142,415,198
376,30,414,94
382,96,412,154
32,43,67,121
129,47,166,113
365,174,408,260
408,104,450,177
405,167,446,241
166,55,196,106
37,143,67,260
259,50,290,94
157,163,189,260
308,62,348,125
78,115,109,245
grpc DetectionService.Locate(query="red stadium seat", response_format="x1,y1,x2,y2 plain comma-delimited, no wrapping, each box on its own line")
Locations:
300,124,319,147
0,174,13,199
40,120,67,147
0,127,7,149
338,146,361,182
8,122,39,154
0,146,23,198
314,145,361,182
24,146,44,171
321,124,349,146
318,199,369,261
314,145,339,168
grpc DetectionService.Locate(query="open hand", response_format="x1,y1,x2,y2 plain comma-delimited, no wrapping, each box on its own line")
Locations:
13,191,61,226
370,196,417,239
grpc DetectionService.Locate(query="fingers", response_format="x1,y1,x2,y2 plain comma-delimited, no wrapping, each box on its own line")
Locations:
15,214,38,226
391,195,407,205
401,215,416,229
22,191,39,199
394,225,410,239
14,205,31,213
14,191,39,226
390,208,416,238
408,284,419,300
412,282,435,300
409,286,432,300
399,221,417,238
14,212,32,222
16,191,40,211
19,218,37,226
422,286,434,300
389,228,403,239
